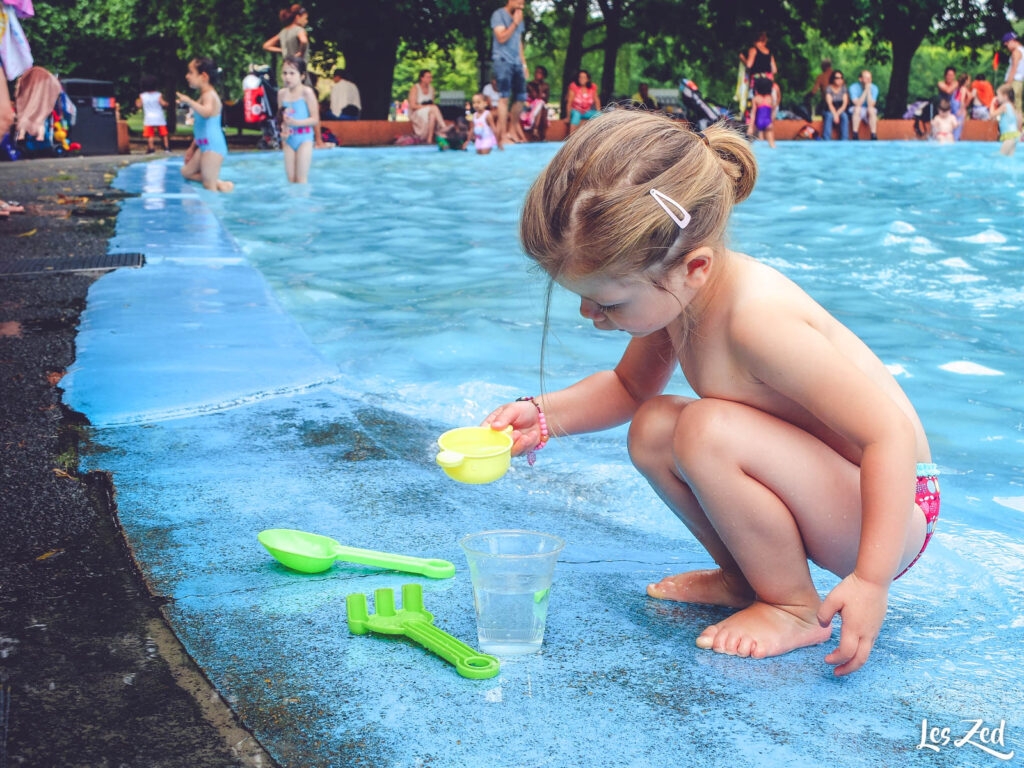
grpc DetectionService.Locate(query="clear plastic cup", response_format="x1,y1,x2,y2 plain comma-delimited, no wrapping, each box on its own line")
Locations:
459,530,565,655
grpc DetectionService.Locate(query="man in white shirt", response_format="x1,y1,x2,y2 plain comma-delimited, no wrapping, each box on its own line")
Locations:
329,69,361,120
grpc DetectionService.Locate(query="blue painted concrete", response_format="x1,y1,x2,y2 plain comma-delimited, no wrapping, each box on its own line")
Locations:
68,152,1024,768
64,161,338,426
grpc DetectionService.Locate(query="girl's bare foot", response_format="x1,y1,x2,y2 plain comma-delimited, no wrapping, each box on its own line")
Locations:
646,568,755,607
217,180,234,193
696,600,832,658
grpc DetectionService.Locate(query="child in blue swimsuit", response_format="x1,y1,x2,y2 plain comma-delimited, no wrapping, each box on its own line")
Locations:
279,55,319,183
992,83,1020,156
176,57,233,193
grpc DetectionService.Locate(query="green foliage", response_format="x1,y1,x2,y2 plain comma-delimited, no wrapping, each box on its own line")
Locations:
17,0,1022,121
392,41,482,101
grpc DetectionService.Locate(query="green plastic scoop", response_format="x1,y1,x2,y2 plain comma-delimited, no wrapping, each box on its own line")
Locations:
258,529,456,579
347,584,500,679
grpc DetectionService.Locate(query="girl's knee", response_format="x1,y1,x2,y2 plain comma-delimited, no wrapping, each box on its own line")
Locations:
628,396,688,472
671,399,738,473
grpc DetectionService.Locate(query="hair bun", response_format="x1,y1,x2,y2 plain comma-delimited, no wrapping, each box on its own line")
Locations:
704,121,758,204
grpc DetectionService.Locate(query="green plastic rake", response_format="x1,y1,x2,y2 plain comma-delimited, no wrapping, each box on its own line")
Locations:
346,584,500,680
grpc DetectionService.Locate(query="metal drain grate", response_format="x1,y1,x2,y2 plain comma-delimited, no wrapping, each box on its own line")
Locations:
0,252,145,277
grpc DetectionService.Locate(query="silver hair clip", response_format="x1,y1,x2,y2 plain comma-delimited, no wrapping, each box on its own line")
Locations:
649,188,691,230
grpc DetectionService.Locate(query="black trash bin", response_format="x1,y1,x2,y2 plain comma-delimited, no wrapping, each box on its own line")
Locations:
63,79,119,155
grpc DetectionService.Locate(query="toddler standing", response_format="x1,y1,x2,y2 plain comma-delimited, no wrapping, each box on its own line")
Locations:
136,74,170,154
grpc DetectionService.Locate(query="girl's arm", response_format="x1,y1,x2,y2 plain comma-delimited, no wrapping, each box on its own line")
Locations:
770,55,778,77
485,329,678,455
298,28,308,56
839,92,849,111
135,96,142,109
485,110,497,132
740,47,756,68
594,88,602,111
160,95,169,107
263,33,281,53
176,90,219,119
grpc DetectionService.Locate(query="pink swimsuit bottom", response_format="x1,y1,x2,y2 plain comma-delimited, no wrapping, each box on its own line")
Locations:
893,463,940,580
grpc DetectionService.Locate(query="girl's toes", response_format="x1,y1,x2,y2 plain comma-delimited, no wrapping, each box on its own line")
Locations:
695,625,719,650
717,630,739,655
736,635,755,658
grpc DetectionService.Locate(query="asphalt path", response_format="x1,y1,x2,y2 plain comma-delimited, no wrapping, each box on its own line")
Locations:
0,155,273,767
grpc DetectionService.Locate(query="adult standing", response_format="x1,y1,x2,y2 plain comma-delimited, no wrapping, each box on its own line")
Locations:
1001,32,1024,118
740,32,777,135
490,0,530,147
263,5,310,85
823,69,849,140
408,69,446,144
741,31,777,83
848,69,878,140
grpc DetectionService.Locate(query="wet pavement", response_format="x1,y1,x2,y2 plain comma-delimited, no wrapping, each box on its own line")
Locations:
0,155,272,767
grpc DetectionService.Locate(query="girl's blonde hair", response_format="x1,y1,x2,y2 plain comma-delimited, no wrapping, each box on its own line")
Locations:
521,110,757,282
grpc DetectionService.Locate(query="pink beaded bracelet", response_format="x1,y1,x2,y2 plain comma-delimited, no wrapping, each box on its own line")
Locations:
516,396,549,466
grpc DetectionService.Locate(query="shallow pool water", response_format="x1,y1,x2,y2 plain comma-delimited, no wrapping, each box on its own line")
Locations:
70,141,1024,767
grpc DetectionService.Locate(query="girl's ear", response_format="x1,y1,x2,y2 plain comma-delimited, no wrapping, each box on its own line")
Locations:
682,246,714,287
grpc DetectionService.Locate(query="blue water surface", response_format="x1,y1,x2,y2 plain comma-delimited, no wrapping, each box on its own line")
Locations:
68,141,1023,768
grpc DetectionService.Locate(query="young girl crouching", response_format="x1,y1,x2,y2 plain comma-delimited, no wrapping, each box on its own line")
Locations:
484,111,938,677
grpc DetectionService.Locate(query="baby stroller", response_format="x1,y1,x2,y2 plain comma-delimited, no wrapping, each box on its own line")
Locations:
242,64,280,150
678,78,720,131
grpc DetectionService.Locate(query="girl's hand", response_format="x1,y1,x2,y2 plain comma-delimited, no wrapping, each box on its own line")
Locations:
817,573,889,677
483,401,543,456
282,108,296,126
175,92,190,105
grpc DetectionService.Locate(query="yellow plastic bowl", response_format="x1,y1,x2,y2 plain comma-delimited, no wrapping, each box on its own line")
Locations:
435,426,513,484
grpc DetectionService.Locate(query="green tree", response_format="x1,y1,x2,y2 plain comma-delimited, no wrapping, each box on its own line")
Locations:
814,0,1021,117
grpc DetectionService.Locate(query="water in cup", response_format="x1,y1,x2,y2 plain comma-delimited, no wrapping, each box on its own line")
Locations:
472,574,550,654
460,530,564,656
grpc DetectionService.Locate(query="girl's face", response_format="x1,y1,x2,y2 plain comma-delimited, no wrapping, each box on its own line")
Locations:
945,70,956,83
185,61,206,89
472,95,486,112
420,72,432,86
578,72,590,86
282,64,301,88
296,12,308,25
557,270,689,337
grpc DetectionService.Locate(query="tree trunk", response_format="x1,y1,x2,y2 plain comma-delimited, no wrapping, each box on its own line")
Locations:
561,0,590,118
884,30,928,118
879,5,934,120
475,22,490,93
599,8,622,104
341,33,401,119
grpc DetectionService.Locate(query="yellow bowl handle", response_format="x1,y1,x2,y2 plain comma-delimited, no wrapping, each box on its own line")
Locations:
436,449,465,469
